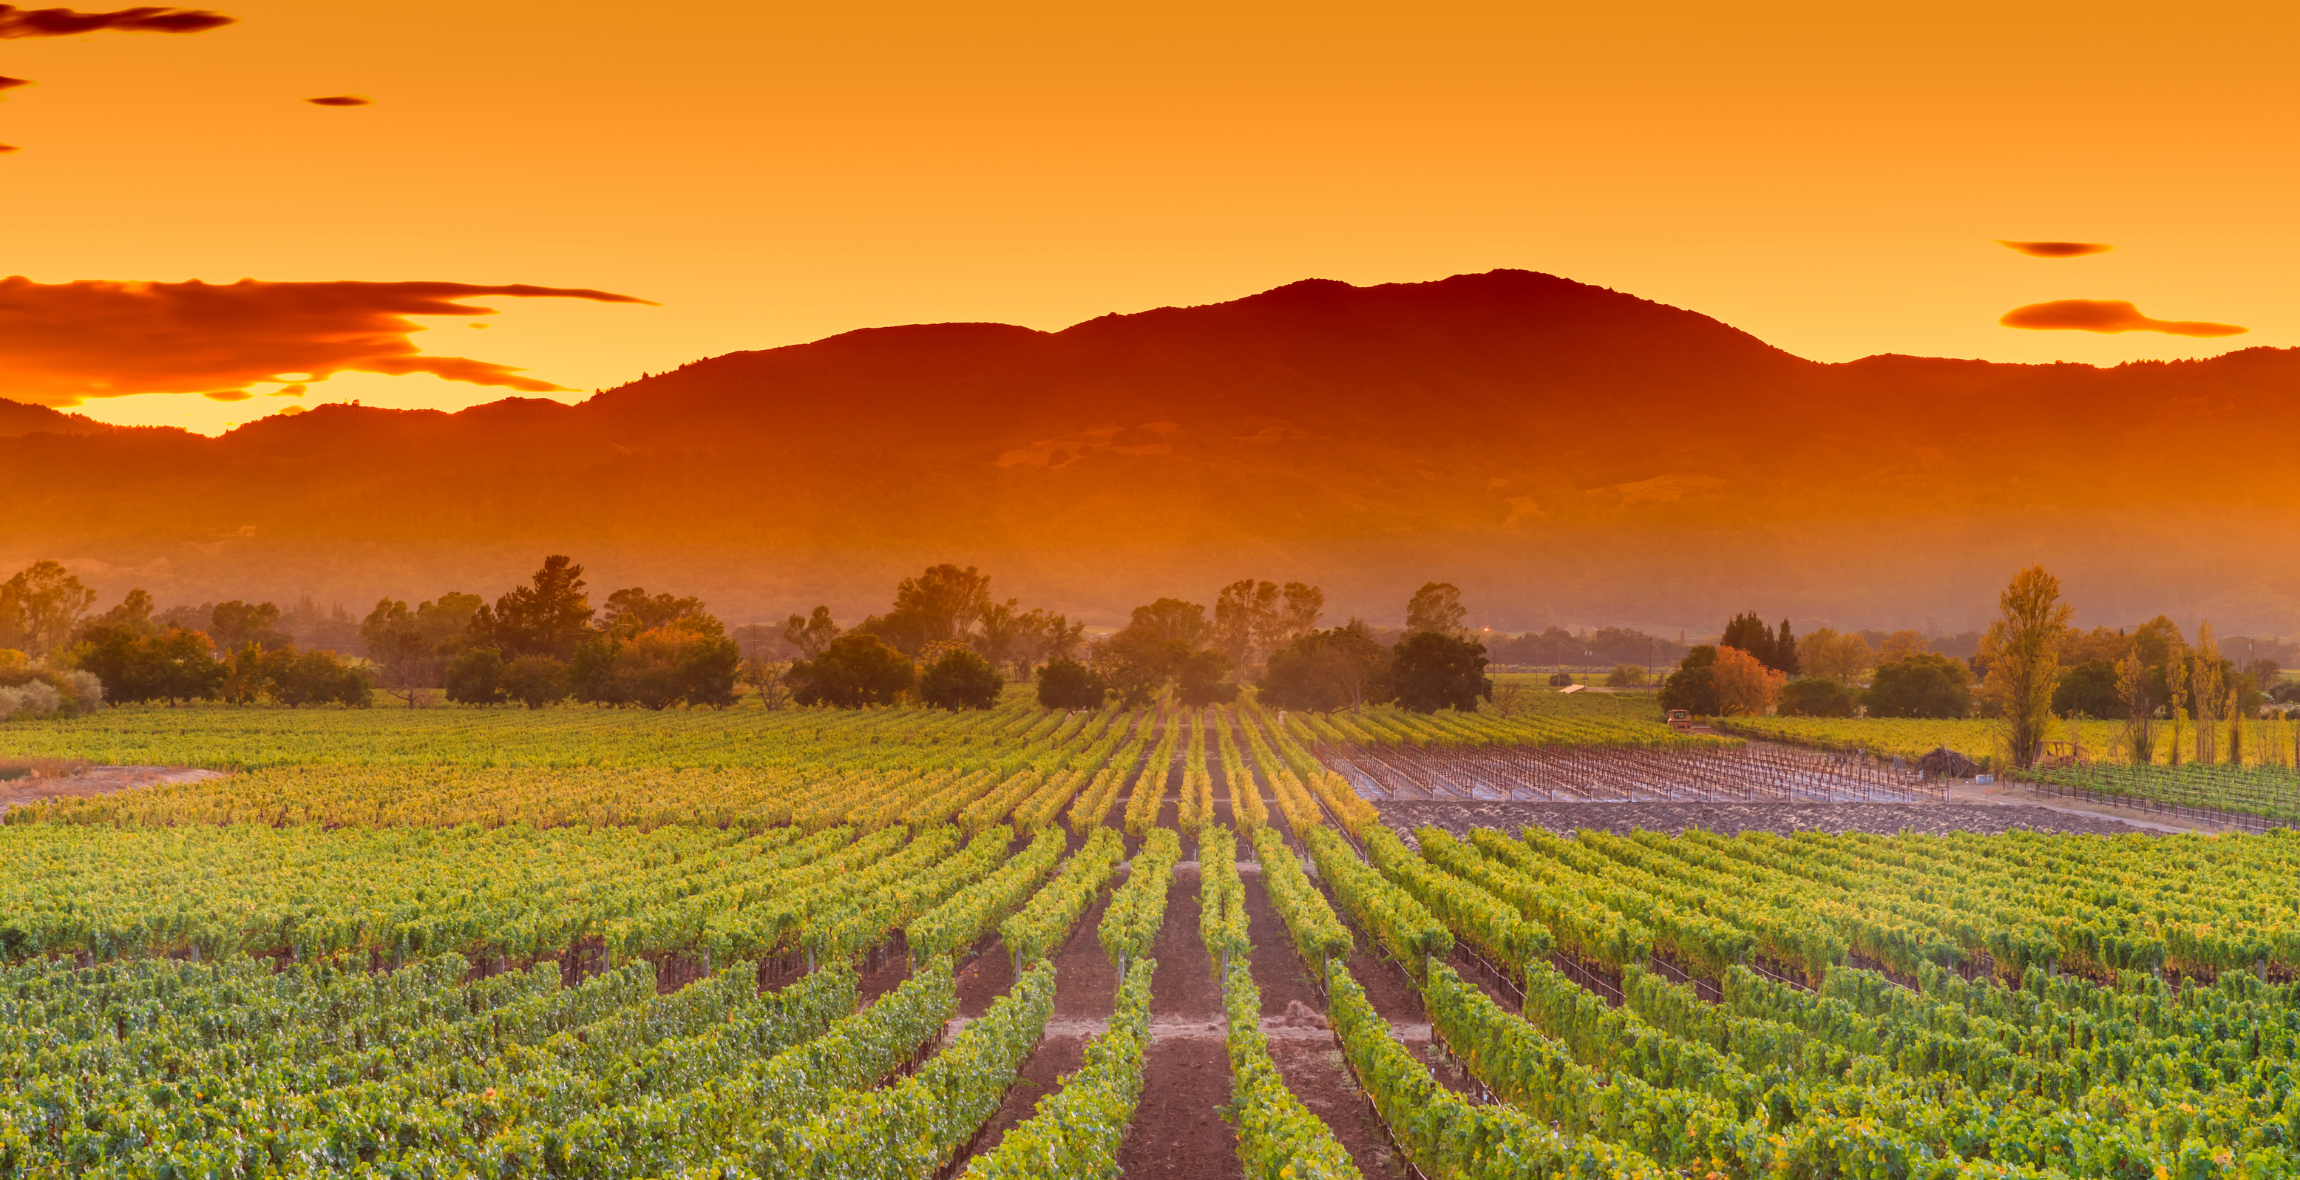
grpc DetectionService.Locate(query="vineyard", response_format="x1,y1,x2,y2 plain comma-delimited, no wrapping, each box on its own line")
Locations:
7,696,2300,1179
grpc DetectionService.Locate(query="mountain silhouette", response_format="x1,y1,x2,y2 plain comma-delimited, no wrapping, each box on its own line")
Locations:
5,269,2295,634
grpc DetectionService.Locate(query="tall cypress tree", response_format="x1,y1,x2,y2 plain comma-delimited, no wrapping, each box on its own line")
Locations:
1773,618,1799,676
1720,611,1774,669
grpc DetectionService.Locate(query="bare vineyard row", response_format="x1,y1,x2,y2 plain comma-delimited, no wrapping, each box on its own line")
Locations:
1317,740,1945,804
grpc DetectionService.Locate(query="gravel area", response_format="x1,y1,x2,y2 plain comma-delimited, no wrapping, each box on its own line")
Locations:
1378,800,2159,839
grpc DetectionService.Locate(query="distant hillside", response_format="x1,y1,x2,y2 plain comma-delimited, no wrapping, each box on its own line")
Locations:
6,269,2297,635
0,400,114,439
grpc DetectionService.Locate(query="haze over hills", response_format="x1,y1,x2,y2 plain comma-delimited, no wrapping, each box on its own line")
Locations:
6,269,2297,636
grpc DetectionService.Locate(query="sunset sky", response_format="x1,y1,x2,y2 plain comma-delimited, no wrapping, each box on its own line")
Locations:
3,0,2293,435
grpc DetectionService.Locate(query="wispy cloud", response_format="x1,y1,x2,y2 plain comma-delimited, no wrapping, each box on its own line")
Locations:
0,5,232,37
1996,240,2113,258
0,278,655,404
1999,298,2246,338
305,94,370,106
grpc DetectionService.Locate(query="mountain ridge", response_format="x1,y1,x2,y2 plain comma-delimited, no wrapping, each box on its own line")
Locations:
4,268,2296,635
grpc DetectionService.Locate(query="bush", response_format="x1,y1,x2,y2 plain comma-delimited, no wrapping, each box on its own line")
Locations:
1036,658,1106,711
1547,672,1574,687
445,647,507,705
571,626,740,709
1604,664,1647,687
0,662,103,719
268,648,373,708
918,648,1003,710
1777,677,1854,718
1864,653,1973,719
500,656,570,709
791,633,915,708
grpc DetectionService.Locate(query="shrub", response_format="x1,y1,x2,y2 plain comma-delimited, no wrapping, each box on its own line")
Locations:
1777,677,1854,718
1604,664,1647,687
445,647,507,705
500,656,570,709
1036,658,1106,711
918,648,1003,711
1864,653,1973,719
791,633,915,708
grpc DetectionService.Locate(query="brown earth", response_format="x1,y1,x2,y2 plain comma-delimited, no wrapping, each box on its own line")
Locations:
1379,800,2158,840
0,765,224,812
1118,1038,1241,1180
946,867,1128,1172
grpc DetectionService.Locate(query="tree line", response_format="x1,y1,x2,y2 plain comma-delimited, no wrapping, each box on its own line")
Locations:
1658,570,2293,767
770,572,1494,715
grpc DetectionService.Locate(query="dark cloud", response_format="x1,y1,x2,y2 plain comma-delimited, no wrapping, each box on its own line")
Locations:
305,94,371,106
0,5,233,37
0,144,17,153
1996,240,2113,258
0,278,655,404
0,75,30,91
1999,299,2246,338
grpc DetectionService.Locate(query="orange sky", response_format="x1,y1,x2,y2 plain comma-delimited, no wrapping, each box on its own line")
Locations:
3,0,2293,435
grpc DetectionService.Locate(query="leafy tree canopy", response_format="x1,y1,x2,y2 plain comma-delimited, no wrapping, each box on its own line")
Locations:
1036,657,1107,711
919,647,1004,710
790,632,915,708
1390,630,1490,713
1866,653,1975,719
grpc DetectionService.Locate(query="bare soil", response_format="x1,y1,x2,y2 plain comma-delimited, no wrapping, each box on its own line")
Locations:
1116,1037,1241,1180
0,765,223,811
1150,866,1221,1019
1380,799,2157,839
1264,1039,1410,1179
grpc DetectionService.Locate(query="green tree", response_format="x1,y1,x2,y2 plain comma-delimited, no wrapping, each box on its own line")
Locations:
1259,621,1392,712
1719,612,1776,670
0,561,97,659
1174,649,1240,707
362,599,435,707
1213,579,1281,672
1404,582,1467,638
140,628,228,706
1866,653,1975,719
499,656,570,710
473,555,595,659
1977,567,2072,767
859,564,992,656
1772,618,1799,677
790,633,915,708
1126,598,1214,649
444,647,507,705
1390,631,1491,713
1658,646,1720,716
1035,657,1107,711
919,648,1004,710
1089,625,1186,707
782,606,841,658
2050,659,2121,719
77,588,159,642
598,587,709,637
1777,677,1854,717
208,601,290,654
267,648,373,708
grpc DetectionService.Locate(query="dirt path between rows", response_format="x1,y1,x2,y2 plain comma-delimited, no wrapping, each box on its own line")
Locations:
0,765,223,811
945,881,1124,1172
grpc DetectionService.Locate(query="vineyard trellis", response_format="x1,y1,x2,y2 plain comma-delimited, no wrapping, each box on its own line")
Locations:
1317,740,1944,803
